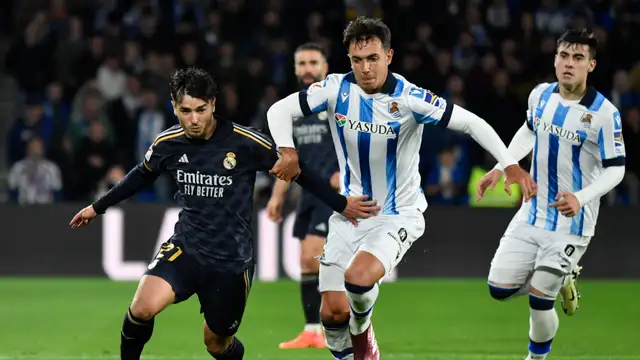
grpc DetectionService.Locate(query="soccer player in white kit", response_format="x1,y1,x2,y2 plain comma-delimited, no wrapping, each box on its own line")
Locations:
477,30,626,360
267,17,537,360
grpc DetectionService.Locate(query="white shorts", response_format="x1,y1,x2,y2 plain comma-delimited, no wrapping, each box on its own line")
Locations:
318,210,425,292
488,219,591,285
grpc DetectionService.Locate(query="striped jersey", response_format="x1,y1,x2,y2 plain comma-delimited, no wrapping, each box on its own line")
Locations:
516,82,626,236
298,72,454,215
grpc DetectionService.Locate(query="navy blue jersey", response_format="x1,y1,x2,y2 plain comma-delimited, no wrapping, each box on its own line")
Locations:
293,111,339,205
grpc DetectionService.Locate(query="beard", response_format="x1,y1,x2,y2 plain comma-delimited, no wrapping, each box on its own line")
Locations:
297,74,323,90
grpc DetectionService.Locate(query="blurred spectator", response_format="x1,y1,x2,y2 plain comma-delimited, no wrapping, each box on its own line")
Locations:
425,146,469,205
68,89,114,152
8,137,62,204
97,53,127,101
71,121,119,201
610,70,640,112
8,95,53,166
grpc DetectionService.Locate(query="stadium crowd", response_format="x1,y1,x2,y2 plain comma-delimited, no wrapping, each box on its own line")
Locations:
2,0,639,206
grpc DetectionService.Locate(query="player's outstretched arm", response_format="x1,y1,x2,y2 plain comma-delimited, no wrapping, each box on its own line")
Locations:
267,76,337,181
69,164,160,228
446,106,538,200
477,123,536,200
294,163,380,225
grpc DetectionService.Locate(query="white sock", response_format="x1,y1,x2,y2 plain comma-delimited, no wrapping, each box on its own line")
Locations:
304,323,322,334
528,306,558,358
322,319,353,359
345,282,379,335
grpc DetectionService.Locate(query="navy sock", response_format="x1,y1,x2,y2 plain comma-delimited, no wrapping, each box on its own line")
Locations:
209,337,244,360
301,272,321,325
120,308,154,360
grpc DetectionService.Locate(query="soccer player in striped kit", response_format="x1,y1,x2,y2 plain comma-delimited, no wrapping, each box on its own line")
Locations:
266,17,536,360
478,30,627,360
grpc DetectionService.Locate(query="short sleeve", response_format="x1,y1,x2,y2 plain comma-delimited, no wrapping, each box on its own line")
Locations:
597,108,626,167
298,74,341,117
406,86,454,127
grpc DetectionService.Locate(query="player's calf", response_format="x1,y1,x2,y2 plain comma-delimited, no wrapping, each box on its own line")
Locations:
122,275,176,360
320,290,353,359
526,270,563,360
204,321,244,360
300,235,324,334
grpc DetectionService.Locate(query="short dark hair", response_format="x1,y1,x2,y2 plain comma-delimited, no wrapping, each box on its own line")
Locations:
169,67,217,102
342,16,391,50
294,42,327,60
557,29,598,59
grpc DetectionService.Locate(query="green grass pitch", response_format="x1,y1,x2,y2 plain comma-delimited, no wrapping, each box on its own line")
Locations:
0,278,638,359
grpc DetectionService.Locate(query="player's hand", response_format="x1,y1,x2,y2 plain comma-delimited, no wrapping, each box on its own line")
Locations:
550,191,581,217
504,164,537,201
476,169,503,201
330,171,340,191
270,147,301,181
341,195,381,226
266,195,285,223
69,205,98,228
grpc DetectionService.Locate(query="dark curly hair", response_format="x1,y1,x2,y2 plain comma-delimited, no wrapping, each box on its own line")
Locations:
342,16,391,50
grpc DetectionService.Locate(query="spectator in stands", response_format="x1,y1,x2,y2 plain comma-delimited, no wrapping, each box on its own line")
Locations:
425,145,469,206
71,121,120,201
1,0,638,206
7,95,53,166
8,137,62,204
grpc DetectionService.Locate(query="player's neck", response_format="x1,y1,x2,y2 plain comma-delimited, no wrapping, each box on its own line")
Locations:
558,82,588,101
203,116,217,139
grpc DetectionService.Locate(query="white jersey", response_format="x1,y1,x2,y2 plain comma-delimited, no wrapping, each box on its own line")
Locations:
516,82,626,237
298,72,454,215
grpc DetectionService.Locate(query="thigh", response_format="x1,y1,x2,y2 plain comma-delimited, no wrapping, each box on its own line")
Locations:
488,223,539,285
319,214,357,292
145,240,197,303
536,233,590,276
197,265,255,337
358,211,426,276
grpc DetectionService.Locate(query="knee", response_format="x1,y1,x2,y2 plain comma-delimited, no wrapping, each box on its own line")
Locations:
320,294,350,324
488,281,521,301
301,252,319,273
204,329,232,354
528,269,562,310
129,299,161,321
344,261,380,287
529,287,556,310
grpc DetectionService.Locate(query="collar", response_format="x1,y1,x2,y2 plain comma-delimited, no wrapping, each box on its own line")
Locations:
344,71,398,94
553,84,598,108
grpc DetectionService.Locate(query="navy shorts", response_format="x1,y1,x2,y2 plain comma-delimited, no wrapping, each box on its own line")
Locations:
293,196,333,239
145,239,254,337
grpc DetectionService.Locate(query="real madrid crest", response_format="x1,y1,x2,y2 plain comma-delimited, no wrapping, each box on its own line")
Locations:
223,152,237,170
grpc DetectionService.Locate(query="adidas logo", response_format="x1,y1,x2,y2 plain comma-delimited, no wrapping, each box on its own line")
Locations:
315,223,327,232
178,154,189,163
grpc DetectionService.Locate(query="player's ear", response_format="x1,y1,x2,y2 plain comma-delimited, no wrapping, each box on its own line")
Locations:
171,100,178,117
210,98,216,112
386,48,394,65
588,59,596,73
